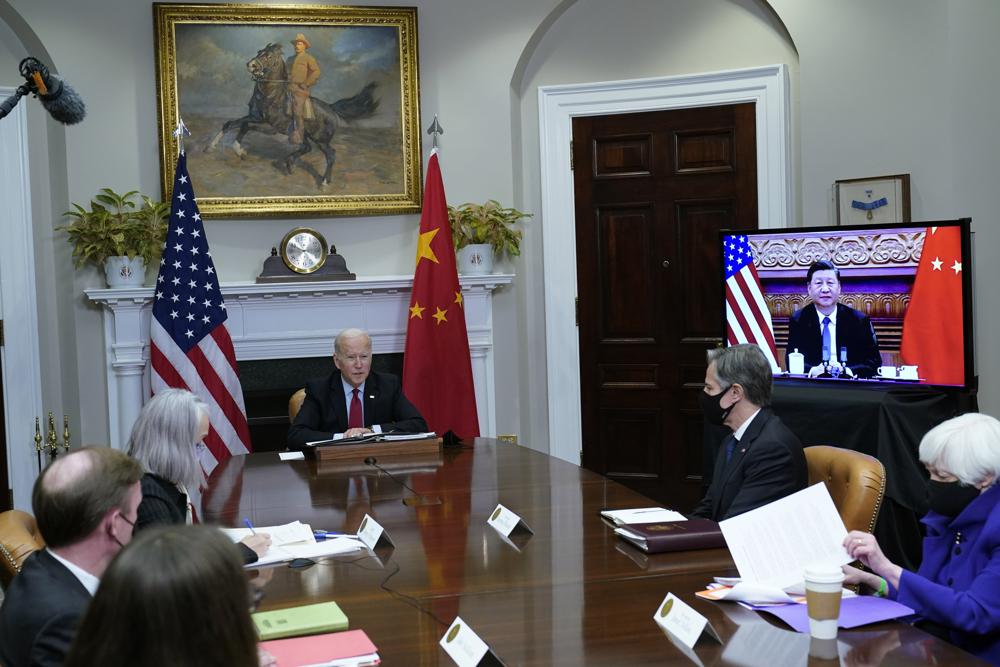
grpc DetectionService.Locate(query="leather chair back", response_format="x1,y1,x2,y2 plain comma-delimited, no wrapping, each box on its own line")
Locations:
288,388,306,422
0,510,46,589
804,446,886,534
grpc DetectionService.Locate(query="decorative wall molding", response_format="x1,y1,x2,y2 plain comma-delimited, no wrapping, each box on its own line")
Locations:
753,231,925,273
539,65,792,465
0,87,43,511
765,293,911,319
86,274,513,450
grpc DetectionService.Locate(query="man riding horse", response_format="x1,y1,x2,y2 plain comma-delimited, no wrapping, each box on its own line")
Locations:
205,40,378,188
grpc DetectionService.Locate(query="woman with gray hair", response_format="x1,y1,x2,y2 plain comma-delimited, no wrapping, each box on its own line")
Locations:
127,388,270,563
843,412,1000,663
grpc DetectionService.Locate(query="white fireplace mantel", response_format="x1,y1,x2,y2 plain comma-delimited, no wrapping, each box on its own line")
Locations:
86,274,513,450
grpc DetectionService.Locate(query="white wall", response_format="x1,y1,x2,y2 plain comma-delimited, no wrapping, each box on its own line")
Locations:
0,0,996,465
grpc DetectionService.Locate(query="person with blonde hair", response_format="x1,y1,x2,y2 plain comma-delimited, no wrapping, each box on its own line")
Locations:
844,412,1000,663
64,525,261,667
128,389,269,562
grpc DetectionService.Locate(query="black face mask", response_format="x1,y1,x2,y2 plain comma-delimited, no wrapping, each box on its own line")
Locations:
927,479,981,517
699,387,735,426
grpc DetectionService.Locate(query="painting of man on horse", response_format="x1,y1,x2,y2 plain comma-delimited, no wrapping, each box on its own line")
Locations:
205,39,379,188
169,21,413,204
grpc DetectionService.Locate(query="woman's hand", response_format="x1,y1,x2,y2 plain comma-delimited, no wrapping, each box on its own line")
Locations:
843,530,903,589
241,532,272,556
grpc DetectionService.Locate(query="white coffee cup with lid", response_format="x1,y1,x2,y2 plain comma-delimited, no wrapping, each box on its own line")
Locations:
876,365,897,379
898,365,918,380
803,563,844,640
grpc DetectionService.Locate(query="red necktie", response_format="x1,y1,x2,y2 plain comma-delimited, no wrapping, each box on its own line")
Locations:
348,388,363,429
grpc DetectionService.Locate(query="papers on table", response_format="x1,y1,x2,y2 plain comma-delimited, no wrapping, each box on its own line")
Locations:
219,521,364,567
600,507,686,526
306,431,437,447
719,482,851,591
280,451,306,461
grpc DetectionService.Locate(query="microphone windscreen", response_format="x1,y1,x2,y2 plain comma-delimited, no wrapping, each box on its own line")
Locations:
39,78,85,125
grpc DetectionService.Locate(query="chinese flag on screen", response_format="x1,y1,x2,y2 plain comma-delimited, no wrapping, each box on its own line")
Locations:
900,226,965,384
402,150,480,438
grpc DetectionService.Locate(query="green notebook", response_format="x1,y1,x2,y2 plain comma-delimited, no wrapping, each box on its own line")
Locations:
252,601,349,640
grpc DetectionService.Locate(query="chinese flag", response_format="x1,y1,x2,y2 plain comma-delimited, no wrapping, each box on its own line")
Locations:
900,226,964,384
403,151,480,438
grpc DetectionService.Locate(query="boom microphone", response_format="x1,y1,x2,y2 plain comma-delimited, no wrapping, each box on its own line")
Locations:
0,57,86,125
364,456,441,507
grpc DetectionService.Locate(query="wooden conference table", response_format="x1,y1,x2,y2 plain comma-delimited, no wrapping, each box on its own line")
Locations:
202,439,984,666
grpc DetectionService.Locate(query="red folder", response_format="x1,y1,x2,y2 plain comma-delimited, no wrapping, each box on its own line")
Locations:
260,629,378,666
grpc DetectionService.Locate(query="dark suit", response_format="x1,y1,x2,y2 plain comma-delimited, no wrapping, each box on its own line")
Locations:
136,473,258,564
691,409,807,521
0,550,91,667
786,303,881,378
287,370,428,450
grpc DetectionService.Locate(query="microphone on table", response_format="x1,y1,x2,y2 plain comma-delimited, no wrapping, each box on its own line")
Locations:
0,57,86,125
364,456,441,507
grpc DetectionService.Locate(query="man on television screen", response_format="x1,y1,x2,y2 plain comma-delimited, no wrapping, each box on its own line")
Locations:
786,260,881,378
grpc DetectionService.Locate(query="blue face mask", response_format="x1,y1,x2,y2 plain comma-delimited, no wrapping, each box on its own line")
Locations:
927,479,980,517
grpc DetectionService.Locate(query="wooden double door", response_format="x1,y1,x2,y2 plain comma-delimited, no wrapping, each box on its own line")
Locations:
573,103,757,511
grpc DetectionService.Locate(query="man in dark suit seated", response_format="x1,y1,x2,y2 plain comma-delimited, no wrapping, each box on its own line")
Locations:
786,259,881,378
691,344,807,522
287,328,428,449
0,447,144,667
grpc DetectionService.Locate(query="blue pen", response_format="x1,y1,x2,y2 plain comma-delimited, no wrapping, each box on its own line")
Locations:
312,530,344,541
244,518,256,534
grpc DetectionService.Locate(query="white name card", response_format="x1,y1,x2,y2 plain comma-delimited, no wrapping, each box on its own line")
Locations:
653,593,720,650
487,504,532,537
440,616,489,666
357,514,394,550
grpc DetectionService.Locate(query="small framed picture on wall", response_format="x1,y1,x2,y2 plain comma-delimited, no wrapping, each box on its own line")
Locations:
835,173,911,226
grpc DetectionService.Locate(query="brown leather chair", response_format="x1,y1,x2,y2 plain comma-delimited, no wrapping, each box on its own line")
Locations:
804,445,886,534
0,510,46,589
288,388,306,422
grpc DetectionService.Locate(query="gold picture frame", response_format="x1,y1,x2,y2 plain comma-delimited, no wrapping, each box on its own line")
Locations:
834,173,911,226
154,3,422,218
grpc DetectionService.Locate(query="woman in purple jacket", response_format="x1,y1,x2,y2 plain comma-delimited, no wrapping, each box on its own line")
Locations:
844,413,1000,664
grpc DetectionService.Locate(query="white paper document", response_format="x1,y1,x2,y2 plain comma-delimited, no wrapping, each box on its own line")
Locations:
719,482,851,590
218,521,364,567
278,451,305,461
600,507,686,526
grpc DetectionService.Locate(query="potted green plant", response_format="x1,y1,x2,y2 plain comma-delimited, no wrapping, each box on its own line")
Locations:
446,200,531,275
60,188,170,287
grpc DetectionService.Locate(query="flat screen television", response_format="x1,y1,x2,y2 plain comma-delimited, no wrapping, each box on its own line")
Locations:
721,219,974,389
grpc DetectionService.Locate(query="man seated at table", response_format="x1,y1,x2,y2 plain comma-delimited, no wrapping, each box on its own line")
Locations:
287,328,428,449
0,447,144,667
691,344,807,522
786,259,881,378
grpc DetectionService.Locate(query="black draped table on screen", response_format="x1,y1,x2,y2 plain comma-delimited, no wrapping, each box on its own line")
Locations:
771,379,978,569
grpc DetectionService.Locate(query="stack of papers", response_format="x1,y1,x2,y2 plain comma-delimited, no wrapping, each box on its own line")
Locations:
307,432,437,447
220,521,364,567
600,507,686,526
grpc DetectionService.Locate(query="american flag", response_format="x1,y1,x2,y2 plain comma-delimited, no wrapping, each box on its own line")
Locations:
723,234,780,370
150,151,251,473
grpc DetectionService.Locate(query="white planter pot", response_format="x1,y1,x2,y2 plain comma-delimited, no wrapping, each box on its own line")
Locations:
457,244,494,275
104,256,147,287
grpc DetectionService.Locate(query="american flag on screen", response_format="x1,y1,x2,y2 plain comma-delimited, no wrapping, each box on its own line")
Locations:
150,151,251,474
723,234,780,370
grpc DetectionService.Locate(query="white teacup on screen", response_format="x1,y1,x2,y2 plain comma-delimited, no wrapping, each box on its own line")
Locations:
899,365,919,380
876,365,897,379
